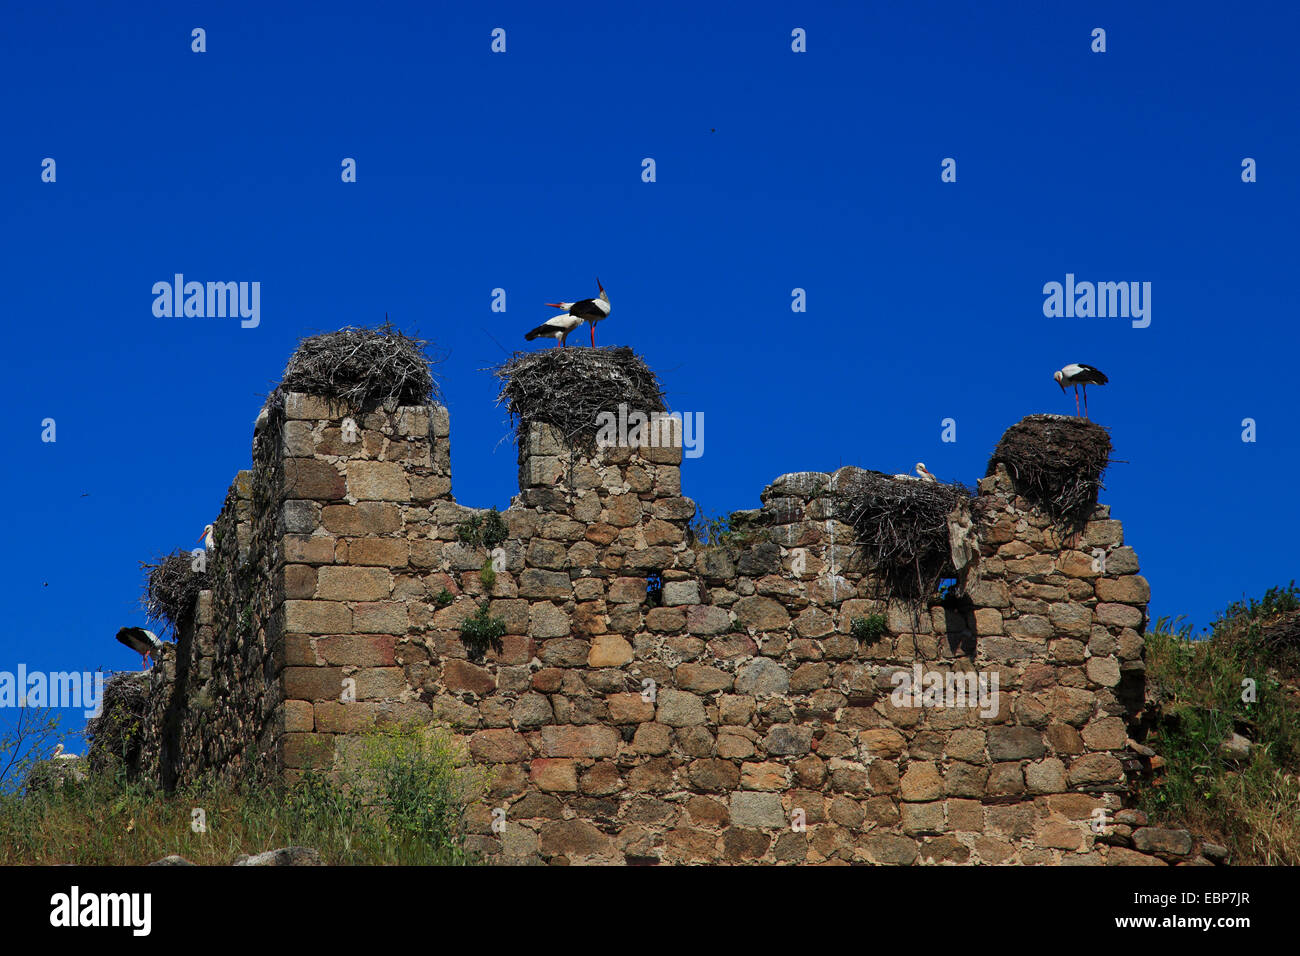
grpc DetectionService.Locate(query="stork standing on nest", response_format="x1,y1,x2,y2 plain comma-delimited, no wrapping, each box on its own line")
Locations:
539,278,610,347
1054,364,1108,419
116,626,164,670
524,313,584,348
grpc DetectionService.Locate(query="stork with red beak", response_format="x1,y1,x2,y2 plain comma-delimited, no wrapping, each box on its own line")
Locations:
915,463,937,482
198,523,215,550
1054,364,1109,419
541,278,611,347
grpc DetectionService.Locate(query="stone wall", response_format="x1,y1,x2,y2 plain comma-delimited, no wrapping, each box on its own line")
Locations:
138,388,1219,865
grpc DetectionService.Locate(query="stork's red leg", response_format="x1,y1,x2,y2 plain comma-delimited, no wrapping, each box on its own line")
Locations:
590,324,596,347
1074,386,1081,417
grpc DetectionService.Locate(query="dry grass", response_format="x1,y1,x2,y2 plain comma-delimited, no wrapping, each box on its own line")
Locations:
1140,585,1300,864
1,724,488,866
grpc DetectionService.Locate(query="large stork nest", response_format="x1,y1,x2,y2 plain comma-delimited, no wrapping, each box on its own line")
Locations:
277,322,441,413
492,346,667,450
833,469,978,600
987,415,1112,532
140,550,208,634
85,672,148,777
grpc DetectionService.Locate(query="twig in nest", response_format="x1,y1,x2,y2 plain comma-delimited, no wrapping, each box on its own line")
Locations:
491,346,667,451
987,414,1112,533
276,322,443,413
834,469,977,601
140,550,208,635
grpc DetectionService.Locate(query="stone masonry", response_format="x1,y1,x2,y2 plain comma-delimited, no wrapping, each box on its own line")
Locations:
136,388,1216,865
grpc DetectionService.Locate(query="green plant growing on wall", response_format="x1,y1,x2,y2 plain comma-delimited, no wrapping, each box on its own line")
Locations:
460,602,506,660
434,588,454,608
456,509,508,550
479,558,496,591
851,614,888,642
690,512,736,547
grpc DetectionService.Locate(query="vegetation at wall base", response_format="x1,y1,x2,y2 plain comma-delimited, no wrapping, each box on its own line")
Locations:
1140,583,1300,864
0,723,487,865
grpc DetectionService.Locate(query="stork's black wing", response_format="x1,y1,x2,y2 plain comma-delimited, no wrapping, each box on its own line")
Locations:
569,298,605,320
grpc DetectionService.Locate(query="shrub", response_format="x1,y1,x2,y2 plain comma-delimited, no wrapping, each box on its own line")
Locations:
457,509,509,550
851,614,888,642
460,603,506,660
360,723,490,865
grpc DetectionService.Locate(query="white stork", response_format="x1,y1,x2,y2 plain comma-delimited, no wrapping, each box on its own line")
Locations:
542,278,611,347
52,744,77,761
915,463,937,482
116,626,164,670
524,313,584,348
198,523,215,550
1054,364,1109,419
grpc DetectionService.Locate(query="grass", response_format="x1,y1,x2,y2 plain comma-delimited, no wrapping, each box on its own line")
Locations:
1140,583,1300,864
479,557,497,590
0,722,490,866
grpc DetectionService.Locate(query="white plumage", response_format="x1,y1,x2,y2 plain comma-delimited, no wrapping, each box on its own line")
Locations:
116,626,165,670
1053,364,1109,419
524,314,585,347
532,278,611,347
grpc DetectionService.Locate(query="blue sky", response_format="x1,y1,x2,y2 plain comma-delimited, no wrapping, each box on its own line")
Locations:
3,1,1297,745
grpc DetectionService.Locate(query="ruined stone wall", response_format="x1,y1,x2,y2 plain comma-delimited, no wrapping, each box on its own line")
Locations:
141,421,285,786
138,390,1216,865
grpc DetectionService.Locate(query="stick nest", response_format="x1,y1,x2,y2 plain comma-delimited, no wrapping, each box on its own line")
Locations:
85,672,148,776
141,550,208,634
987,414,1112,532
834,470,977,600
492,346,667,450
277,322,442,412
